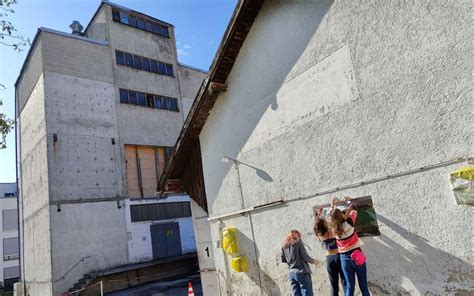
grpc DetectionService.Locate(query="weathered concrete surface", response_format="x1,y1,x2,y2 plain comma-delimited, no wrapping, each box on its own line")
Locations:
178,65,207,119
198,0,473,295
18,74,53,295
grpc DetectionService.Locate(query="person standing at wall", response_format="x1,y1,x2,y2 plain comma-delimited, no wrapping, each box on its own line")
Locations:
314,208,347,295
330,196,371,296
281,230,320,296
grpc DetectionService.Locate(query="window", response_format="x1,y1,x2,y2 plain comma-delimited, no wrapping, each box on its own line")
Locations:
162,97,170,110
3,266,19,290
150,59,158,73
145,21,153,32
128,91,138,105
4,193,14,197
165,63,174,76
115,50,174,77
169,98,179,111
128,15,137,27
3,210,17,231
133,55,142,69
125,53,133,67
112,9,170,38
137,18,146,30
119,89,179,112
146,94,154,108
3,237,18,260
154,95,163,109
115,50,125,65
142,58,151,72
119,11,129,24
130,202,191,222
158,62,166,75
137,92,146,106
125,145,174,197
119,89,129,103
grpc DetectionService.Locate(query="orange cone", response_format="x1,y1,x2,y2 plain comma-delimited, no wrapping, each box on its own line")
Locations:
188,282,195,296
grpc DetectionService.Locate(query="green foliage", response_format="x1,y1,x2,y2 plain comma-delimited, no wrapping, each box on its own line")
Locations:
0,0,29,149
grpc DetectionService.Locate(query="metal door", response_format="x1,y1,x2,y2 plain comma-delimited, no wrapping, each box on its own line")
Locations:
150,222,182,260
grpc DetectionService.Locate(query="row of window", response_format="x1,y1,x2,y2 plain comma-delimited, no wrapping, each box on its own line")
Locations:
112,9,169,38
130,202,191,222
115,50,174,77
119,88,179,112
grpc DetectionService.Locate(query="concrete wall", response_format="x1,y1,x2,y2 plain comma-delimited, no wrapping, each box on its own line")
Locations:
198,1,473,295
17,39,43,113
50,202,128,295
86,5,108,41
18,74,53,295
177,65,207,119
124,196,196,263
0,198,20,286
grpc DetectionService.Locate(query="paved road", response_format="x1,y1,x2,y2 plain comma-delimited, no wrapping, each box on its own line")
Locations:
106,276,203,296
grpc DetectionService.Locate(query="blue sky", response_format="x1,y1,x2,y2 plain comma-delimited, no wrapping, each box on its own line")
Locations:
0,0,237,183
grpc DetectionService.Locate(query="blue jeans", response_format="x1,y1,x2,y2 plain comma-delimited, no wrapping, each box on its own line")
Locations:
289,272,313,296
340,252,370,296
326,254,347,296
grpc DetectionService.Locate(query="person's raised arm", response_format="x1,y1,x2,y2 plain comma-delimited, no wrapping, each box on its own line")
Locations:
281,248,287,263
343,196,357,222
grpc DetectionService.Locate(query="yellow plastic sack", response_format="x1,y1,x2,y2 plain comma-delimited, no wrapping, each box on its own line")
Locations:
230,256,249,272
222,227,239,255
450,166,474,205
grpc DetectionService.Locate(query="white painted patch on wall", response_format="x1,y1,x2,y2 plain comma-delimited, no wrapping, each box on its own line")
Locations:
244,45,359,152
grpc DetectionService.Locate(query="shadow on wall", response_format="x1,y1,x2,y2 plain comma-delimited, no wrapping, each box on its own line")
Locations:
232,227,282,296
207,0,335,209
363,215,474,295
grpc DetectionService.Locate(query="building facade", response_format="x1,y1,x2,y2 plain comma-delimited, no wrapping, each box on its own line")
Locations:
0,184,20,292
15,2,206,295
162,0,474,295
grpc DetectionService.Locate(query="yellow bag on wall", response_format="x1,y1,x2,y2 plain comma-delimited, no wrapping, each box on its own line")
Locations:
230,256,249,272
450,166,474,205
222,226,239,255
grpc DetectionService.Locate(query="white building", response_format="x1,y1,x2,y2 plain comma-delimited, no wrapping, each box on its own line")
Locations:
0,183,20,292
161,0,473,295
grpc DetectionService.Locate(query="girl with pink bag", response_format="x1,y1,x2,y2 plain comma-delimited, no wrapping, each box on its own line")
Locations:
330,196,370,296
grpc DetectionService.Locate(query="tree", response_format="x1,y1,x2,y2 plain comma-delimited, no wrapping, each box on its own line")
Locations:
0,0,29,148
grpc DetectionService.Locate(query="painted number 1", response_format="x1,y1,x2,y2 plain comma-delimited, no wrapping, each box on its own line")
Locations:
205,246,210,257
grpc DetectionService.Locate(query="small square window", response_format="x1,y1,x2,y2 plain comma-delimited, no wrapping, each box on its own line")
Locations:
154,96,163,109
120,11,129,24
152,23,161,34
150,60,158,73
142,58,151,71
125,53,133,67
160,25,169,38
128,15,137,27
112,10,120,22
115,50,125,65
146,94,154,108
165,64,174,76
162,97,170,110
158,62,166,75
137,18,145,30
146,21,153,32
133,55,142,69
137,92,146,106
169,98,179,111
119,89,129,103
128,91,138,105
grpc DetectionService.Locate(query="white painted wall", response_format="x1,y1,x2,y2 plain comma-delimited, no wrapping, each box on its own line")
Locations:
0,197,20,288
198,1,473,295
125,195,196,263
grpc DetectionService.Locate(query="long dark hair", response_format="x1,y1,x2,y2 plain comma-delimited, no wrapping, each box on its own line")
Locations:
331,208,346,237
314,218,328,237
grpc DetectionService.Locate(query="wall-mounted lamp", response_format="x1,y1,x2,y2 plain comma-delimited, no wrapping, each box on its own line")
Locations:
57,204,61,212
